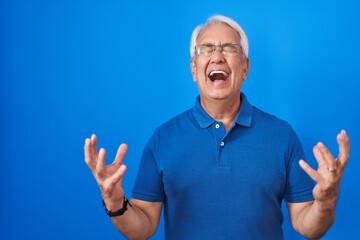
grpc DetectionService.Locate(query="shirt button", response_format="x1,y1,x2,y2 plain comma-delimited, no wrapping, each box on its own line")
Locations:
220,141,225,147
215,124,220,129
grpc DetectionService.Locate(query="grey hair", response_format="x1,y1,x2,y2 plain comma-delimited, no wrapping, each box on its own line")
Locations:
190,15,249,58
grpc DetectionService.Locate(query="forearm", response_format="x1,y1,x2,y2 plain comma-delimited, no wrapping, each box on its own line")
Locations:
106,199,158,240
84,136,161,239
295,200,335,239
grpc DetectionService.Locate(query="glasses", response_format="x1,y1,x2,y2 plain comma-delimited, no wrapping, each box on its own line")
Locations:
195,43,243,57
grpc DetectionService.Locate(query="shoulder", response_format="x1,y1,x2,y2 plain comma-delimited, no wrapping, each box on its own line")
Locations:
252,106,292,130
146,108,194,142
157,108,194,132
249,106,301,148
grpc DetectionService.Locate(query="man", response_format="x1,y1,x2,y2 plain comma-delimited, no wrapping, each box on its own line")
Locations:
84,15,350,239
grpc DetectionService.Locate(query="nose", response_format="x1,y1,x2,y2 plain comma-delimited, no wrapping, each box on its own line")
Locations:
210,46,226,64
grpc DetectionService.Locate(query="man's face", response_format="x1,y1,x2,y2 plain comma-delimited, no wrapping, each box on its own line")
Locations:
190,23,249,104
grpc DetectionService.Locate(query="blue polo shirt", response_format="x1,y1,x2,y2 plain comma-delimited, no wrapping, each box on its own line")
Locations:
132,93,314,239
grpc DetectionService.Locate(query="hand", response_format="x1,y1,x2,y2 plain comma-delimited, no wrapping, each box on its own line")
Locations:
84,134,128,208
299,130,350,207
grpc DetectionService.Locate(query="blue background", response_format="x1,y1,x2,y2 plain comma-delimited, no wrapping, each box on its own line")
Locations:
1,0,359,239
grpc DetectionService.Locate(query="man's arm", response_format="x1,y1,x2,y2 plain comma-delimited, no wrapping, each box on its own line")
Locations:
287,200,334,240
84,134,162,239
107,198,162,240
287,130,350,239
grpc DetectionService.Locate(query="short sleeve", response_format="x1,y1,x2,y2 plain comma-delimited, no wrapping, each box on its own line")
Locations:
284,128,315,203
132,129,165,202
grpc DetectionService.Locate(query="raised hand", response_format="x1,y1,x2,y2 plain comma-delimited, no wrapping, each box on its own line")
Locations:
299,130,350,206
84,134,128,208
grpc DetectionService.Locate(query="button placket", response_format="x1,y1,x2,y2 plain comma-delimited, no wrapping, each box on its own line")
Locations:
213,122,231,173
214,123,225,147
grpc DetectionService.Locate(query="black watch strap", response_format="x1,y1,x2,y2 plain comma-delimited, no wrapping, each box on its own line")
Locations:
102,196,132,217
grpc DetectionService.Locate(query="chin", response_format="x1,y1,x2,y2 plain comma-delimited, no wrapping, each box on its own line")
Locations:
205,93,233,101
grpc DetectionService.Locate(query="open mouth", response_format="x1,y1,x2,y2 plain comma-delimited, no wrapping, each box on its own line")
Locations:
208,70,229,82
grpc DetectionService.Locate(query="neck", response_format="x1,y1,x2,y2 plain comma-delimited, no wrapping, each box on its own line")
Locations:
200,95,241,132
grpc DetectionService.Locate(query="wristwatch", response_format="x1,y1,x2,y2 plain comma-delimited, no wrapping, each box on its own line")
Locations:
102,196,132,217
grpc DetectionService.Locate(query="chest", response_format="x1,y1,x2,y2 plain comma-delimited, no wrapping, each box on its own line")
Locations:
157,126,288,201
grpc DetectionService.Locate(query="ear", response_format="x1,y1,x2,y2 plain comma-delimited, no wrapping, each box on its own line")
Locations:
243,57,250,81
190,58,197,82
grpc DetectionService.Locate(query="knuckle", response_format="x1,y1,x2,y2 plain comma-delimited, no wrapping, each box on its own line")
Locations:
111,179,118,186
323,182,331,189
95,167,102,176
99,182,111,192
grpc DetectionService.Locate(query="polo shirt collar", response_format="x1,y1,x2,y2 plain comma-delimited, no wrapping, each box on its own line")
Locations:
234,93,252,127
192,96,214,128
192,92,253,129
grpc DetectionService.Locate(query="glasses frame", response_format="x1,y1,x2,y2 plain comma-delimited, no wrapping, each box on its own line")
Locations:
195,43,244,57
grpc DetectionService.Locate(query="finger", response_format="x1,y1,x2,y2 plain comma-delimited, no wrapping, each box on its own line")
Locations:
110,164,127,186
312,143,329,169
113,144,128,166
90,134,98,158
84,138,96,171
299,159,322,183
337,129,350,166
315,142,336,167
96,148,106,177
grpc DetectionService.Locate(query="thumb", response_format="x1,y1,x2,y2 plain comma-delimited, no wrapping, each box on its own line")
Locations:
113,143,128,166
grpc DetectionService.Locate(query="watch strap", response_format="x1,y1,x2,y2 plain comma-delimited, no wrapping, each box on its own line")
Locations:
102,196,132,217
